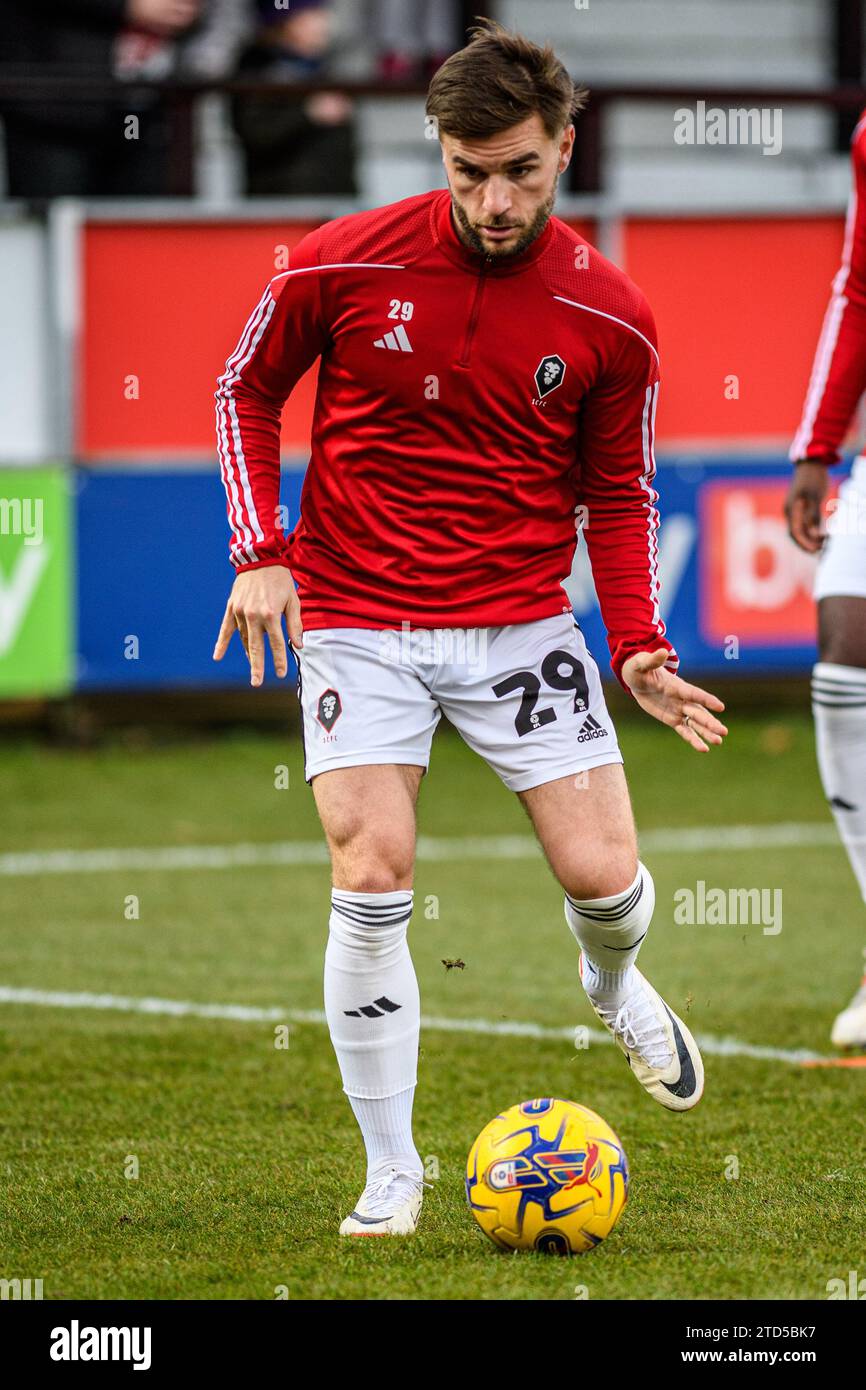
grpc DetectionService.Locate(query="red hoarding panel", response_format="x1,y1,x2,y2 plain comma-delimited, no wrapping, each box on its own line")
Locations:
80,222,319,458
80,215,844,459
624,216,845,448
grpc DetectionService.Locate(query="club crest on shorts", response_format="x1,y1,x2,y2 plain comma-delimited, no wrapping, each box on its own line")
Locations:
534,353,566,400
316,688,342,731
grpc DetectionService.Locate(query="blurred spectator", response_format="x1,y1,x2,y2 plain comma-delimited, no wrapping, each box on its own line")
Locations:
371,0,461,82
0,0,203,196
231,0,356,197
180,0,252,79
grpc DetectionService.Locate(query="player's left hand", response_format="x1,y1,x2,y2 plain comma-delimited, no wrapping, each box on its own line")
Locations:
784,460,829,553
621,648,728,752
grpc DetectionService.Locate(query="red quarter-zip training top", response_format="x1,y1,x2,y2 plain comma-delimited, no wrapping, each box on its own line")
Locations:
216,188,676,684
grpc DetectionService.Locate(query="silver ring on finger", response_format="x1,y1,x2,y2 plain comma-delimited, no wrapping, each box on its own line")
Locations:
682,714,692,730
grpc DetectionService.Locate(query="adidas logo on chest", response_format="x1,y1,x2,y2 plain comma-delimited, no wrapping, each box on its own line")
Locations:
373,324,413,353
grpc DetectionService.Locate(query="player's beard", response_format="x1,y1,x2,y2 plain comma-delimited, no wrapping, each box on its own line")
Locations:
450,175,559,260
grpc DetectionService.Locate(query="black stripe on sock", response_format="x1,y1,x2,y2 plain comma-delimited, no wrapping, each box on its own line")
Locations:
812,685,866,695
812,699,866,710
811,674,866,686
603,930,648,952
567,877,643,921
332,905,413,928
373,996,401,1013
812,691,866,700
566,877,641,914
331,895,413,912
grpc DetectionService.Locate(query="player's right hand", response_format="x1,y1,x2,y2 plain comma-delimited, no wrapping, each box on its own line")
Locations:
212,565,302,688
784,460,830,553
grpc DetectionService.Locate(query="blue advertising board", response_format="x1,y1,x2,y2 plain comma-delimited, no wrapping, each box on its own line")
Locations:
75,468,305,689
74,458,849,689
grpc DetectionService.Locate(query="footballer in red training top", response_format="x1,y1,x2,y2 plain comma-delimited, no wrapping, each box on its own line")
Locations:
786,107,866,1047
213,20,727,1237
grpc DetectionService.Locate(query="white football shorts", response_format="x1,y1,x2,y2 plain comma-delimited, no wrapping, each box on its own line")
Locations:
815,455,866,601
292,611,622,793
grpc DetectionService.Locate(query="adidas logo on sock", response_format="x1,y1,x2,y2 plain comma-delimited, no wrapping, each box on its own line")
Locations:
373,325,413,352
344,996,402,1018
577,714,607,743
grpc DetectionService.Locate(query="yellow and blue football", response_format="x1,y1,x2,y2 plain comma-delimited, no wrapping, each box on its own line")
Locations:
466,1097,629,1254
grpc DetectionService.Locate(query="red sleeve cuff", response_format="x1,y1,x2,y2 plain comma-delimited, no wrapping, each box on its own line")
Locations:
233,553,293,575
792,453,837,467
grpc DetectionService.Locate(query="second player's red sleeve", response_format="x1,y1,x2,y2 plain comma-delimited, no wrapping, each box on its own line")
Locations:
577,300,678,689
215,229,329,571
791,114,866,466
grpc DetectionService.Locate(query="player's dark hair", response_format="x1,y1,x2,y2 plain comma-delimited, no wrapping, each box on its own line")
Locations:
425,18,588,141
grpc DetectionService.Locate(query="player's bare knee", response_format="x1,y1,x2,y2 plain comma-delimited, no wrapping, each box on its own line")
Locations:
326,823,415,893
332,857,414,894
558,842,638,901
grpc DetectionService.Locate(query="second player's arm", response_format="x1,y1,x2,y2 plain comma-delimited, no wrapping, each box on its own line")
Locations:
787,117,866,551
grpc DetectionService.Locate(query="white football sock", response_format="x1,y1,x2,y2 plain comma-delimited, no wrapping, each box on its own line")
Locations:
564,862,655,994
348,1090,418,1183
813,663,866,902
325,888,422,1180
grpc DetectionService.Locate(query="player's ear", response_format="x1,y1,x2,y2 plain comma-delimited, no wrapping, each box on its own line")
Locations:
558,123,575,172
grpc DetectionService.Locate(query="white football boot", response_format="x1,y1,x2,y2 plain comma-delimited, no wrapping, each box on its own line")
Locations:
339,1167,424,1237
831,960,866,1049
580,955,704,1111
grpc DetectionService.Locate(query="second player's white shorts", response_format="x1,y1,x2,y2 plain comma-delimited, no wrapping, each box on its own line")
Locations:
815,455,866,601
293,612,622,793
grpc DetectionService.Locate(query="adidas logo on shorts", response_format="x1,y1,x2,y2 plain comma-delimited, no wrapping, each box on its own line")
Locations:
577,714,607,743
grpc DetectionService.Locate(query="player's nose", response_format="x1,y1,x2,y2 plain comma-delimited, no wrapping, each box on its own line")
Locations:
480,178,512,219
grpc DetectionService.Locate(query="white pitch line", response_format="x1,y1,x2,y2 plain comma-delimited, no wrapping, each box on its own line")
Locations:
0,823,840,878
0,987,285,1023
0,986,826,1066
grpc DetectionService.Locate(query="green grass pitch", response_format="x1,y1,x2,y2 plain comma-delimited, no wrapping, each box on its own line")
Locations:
1,707,865,1300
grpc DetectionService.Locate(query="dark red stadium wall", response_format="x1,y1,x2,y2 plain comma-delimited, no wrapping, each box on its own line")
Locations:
78,215,842,459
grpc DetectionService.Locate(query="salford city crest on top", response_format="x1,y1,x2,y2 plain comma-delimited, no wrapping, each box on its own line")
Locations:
534,353,566,399
316,688,342,731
